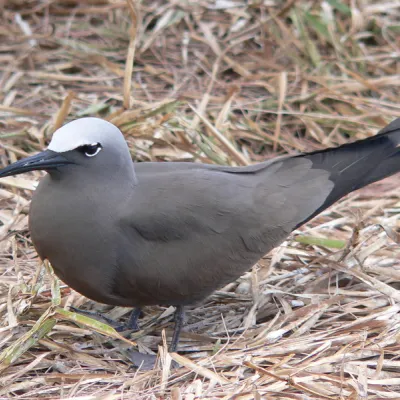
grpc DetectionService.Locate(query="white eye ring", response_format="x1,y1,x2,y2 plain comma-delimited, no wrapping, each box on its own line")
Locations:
83,143,102,157
85,147,102,157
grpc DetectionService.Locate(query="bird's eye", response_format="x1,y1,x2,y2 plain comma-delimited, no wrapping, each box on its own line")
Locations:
80,143,102,157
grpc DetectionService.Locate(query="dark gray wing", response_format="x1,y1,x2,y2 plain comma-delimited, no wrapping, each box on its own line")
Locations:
112,158,333,306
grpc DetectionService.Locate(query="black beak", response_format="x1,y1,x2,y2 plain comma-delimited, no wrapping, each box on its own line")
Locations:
0,150,73,178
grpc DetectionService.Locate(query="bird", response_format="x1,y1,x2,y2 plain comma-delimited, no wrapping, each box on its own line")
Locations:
0,116,399,356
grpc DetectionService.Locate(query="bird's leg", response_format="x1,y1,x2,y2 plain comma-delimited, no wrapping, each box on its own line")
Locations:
110,307,143,332
169,305,185,353
124,307,142,331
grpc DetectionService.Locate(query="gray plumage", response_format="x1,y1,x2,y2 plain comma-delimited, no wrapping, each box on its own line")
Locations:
1,117,399,347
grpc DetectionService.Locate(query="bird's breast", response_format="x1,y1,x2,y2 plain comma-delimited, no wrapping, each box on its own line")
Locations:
29,177,122,304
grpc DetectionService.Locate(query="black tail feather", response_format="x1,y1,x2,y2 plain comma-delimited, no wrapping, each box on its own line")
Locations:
296,118,400,228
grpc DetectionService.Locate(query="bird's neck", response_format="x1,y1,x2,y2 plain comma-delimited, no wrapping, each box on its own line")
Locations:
47,166,137,198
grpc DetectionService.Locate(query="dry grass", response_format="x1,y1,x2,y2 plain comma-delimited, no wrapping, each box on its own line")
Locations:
0,0,400,398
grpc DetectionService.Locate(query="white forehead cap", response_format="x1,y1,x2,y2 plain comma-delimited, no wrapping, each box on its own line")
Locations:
48,118,124,153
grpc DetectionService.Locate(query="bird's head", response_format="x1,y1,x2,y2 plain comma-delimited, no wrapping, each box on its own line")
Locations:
0,118,133,179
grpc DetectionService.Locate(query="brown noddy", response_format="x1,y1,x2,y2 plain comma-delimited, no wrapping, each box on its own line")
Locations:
0,117,399,354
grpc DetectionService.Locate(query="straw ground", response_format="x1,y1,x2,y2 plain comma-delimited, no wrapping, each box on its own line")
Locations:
0,1,399,398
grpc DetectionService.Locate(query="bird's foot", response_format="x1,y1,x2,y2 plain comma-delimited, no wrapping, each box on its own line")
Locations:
127,306,185,370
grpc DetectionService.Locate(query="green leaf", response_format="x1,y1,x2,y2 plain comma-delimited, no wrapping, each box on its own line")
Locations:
54,308,136,345
0,308,57,372
290,9,321,68
304,12,330,40
76,103,110,117
326,0,351,15
294,235,346,249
